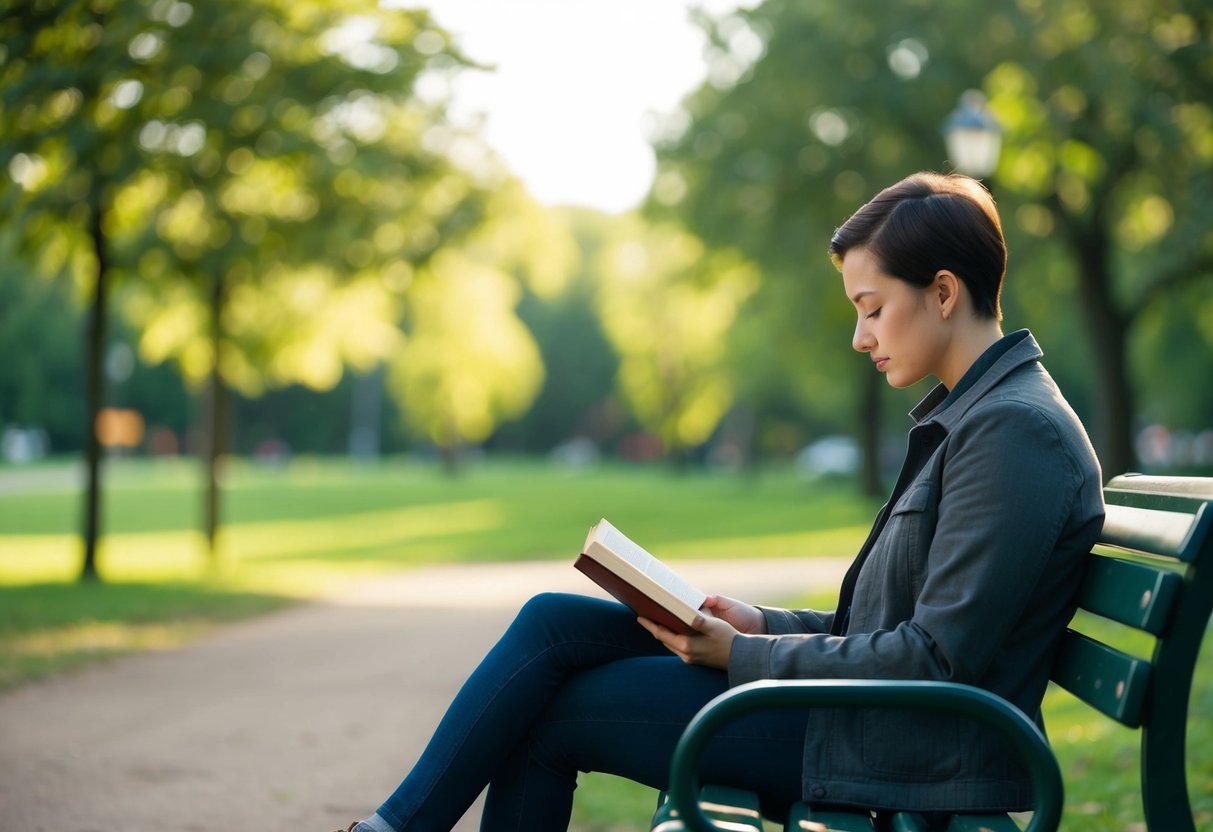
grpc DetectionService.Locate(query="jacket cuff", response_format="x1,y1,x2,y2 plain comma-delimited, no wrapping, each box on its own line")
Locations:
728,633,775,687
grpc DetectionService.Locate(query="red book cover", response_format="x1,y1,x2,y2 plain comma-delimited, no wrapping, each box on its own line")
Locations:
574,553,697,634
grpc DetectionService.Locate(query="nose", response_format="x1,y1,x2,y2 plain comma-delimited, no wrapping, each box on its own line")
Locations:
853,318,874,353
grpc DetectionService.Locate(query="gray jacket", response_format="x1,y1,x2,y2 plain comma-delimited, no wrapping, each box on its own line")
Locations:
729,332,1104,813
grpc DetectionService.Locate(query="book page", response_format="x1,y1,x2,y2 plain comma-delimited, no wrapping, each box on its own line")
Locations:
640,557,706,610
596,521,653,571
594,520,705,610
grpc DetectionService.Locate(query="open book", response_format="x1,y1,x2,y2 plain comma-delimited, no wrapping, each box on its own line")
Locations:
574,519,707,634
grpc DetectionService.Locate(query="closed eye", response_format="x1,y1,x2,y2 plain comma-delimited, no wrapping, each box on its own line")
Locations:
866,308,881,319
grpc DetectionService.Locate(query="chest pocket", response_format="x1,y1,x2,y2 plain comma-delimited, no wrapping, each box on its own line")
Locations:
889,480,936,564
853,480,938,629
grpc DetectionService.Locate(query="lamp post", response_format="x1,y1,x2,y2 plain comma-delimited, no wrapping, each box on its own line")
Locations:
942,90,1002,178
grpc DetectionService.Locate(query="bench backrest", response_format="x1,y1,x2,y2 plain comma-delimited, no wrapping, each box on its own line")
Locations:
1049,473,1213,832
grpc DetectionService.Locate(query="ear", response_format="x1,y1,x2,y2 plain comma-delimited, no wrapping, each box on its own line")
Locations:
933,270,961,320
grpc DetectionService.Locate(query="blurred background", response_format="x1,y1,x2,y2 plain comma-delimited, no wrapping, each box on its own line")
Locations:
1,0,1211,574
1,1,1212,827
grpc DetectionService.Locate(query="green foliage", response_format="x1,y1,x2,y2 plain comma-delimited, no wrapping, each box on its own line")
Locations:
596,217,759,457
651,0,1213,470
386,250,545,455
0,0,491,394
383,183,580,458
650,0,986,452
1131,274,1213,432
0,230,84,448
502,208,625,453
2,0,1209,477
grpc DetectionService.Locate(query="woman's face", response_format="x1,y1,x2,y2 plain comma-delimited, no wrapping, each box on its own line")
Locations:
841,246,948,389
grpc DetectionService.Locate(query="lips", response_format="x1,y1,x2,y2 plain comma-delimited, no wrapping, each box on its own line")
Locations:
874,357,889,371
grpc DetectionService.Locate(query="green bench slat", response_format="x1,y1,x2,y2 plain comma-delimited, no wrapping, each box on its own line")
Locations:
781,807,1024,831
1050,628,1151,726
888,812,931,832
651,785,764,832
1099,503,1206,563
944,814,1024,831
1076,555,1181,635
1105,473,1213,511
786,803,875,830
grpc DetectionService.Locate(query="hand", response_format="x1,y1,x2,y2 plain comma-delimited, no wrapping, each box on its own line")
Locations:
702,595,767,634
637,609,739,670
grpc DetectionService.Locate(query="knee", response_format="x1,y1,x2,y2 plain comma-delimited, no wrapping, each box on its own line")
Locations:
517,591,583,624
498,593,575,656
512,591,611,643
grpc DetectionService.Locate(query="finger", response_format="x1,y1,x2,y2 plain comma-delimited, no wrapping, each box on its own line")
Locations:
638,617,677,646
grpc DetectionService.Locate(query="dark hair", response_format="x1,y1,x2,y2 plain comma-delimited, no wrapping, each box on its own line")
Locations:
828,172,1005,320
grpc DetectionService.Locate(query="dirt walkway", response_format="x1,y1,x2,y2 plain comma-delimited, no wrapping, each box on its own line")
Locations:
0,557,849,832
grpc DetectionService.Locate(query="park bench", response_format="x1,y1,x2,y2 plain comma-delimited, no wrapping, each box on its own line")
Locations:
651,473,1213,832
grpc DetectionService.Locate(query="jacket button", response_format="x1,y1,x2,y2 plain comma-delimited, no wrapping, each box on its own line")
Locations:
810,785,827,799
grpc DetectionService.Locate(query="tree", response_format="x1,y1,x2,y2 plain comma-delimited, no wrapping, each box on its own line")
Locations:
2,1,173,578
981,0,1213,475
0,0,484,576
649,0,983,491
595,216,758,465
384,181,579,471
651,0,1213,481
499,207,623,455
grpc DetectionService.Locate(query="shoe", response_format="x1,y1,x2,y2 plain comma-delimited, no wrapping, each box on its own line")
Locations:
333,824,362,832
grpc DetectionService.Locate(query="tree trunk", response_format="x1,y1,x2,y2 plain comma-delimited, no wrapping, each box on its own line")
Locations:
1072,224,1136,478
204,271,229,558
348,365,384,460
438,412,461,475
80,186,108,582
439,441,461,475
859,365,883,497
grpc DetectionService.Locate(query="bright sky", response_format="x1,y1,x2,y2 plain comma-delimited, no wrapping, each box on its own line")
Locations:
407,0,758,214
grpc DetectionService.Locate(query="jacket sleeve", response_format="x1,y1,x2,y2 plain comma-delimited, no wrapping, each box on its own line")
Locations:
757,606,835,635
729,399,1090,687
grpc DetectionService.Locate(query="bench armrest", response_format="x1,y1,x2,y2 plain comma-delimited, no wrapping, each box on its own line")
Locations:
667,679,1063,832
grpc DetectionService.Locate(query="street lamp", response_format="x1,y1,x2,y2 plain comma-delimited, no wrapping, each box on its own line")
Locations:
942,90,1002,178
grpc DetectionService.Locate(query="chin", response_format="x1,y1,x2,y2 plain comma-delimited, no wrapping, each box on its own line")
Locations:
886,372,928,390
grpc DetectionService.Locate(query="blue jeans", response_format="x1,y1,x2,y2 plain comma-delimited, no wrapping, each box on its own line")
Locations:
376,592,808,831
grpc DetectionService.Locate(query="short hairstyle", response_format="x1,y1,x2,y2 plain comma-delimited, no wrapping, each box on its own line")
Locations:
828,172,1005,320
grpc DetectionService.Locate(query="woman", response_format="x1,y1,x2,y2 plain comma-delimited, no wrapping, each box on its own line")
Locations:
335,171,1104,831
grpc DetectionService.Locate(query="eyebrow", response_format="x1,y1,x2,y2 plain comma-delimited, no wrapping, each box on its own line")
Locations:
849,290,877,304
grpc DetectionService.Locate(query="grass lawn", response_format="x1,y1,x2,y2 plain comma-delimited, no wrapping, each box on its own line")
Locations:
1,454,1209,830
0,455,879,692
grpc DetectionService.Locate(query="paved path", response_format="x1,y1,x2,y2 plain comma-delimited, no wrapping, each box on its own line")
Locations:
0,557,849,832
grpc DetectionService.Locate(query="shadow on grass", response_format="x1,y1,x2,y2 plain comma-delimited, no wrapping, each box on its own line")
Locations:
0,580,294,691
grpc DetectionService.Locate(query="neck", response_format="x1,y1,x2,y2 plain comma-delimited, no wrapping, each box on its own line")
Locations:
938,320,1004,390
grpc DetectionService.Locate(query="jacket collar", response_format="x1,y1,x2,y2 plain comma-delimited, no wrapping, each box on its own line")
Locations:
909,330,1043,429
